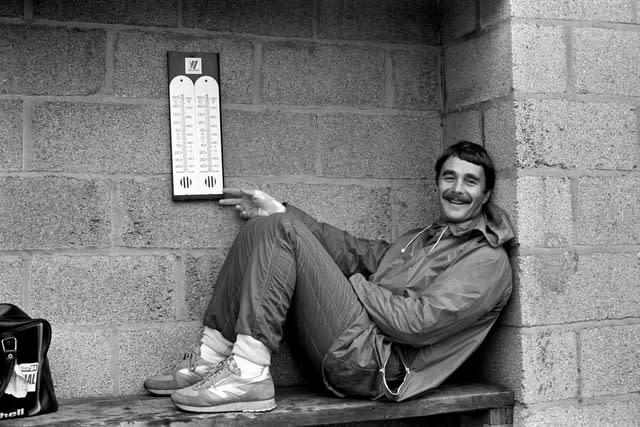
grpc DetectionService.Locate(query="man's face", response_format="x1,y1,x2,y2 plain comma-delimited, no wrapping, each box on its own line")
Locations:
437,156,491,223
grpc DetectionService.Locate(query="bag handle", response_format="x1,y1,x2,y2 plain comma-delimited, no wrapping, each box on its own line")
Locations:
0,337,17,396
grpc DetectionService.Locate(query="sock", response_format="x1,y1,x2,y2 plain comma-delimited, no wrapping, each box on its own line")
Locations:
232,334,271,378
200,327,233,364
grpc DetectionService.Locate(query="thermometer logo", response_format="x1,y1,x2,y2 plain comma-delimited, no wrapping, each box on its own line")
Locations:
185,57,202,74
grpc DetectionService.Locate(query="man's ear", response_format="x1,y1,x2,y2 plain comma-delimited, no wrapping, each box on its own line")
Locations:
482,189,492,205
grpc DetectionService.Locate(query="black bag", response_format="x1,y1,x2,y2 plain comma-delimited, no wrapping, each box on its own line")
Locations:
0,304,57,419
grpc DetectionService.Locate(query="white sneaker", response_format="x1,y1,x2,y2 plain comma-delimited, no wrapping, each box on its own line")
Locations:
170,356,276,413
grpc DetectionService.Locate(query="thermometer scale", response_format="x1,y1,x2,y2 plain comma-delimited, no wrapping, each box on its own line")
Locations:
168,51,224,199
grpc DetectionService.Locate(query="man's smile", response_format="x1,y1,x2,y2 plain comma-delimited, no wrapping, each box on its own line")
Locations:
443,191,470,205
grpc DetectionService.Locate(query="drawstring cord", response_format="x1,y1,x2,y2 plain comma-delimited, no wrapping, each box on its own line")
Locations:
400,225,449,255
428,225,449,254
400,225,431,253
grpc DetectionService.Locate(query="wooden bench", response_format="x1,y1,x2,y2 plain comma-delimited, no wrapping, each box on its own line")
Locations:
2,382,513,426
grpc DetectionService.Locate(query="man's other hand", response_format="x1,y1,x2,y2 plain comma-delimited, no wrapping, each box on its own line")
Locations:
219,188,286,220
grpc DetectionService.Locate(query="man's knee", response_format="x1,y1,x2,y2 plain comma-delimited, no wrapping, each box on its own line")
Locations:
242,213,291,239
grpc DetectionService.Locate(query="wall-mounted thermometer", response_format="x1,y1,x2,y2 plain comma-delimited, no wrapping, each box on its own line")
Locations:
167,51,224,200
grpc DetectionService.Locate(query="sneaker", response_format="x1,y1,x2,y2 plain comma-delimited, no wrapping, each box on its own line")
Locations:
171,356,276,413
144,352,218,396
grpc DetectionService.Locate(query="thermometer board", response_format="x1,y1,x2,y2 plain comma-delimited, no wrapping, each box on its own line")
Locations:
168,51,224,200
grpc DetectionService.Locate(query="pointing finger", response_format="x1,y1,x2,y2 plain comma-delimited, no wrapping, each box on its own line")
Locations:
219,197,245,206
222,188,243,198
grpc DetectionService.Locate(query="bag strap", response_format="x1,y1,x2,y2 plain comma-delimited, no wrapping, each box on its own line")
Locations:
0,336,17,396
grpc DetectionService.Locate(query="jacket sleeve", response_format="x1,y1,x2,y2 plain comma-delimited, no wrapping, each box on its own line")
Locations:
349,246,512,347
284,204,390,277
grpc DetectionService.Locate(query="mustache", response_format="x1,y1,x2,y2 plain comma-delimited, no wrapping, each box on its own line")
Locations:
442,190,470,203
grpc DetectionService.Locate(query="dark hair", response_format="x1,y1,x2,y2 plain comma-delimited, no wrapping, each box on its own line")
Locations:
434,141,496,192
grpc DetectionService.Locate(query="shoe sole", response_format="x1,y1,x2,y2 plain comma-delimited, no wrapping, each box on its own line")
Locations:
145,387,176,396
174,398,276,413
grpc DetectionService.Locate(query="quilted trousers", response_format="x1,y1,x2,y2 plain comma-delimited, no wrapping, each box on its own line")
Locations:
202,213,366,382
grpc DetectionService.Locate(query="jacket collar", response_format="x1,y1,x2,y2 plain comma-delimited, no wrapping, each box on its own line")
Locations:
435,202,515,248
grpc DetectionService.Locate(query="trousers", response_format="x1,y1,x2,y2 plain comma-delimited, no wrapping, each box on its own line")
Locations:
202,213,367,382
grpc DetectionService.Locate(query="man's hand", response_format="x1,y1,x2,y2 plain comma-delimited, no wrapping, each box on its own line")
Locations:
219,188,286,220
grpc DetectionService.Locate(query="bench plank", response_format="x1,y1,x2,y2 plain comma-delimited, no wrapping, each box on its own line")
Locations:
2,383,513,426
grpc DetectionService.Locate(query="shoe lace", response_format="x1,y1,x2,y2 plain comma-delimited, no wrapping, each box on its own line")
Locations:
176,351,198,371
194,357,234,389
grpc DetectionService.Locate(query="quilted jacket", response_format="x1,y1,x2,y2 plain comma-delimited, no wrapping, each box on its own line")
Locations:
286,201,514,401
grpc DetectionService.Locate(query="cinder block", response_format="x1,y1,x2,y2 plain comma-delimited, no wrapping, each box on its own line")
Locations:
512,23,566,93
119,177,240,248
579,398,640,425
515,403,581,427
0,258,23,306
30,255,176,325
392,48,441,110
34,0,178,26
184,252,225,321
0,176,111,250
515,100,638,170
445,24,512,108
392,183,439,238
113,31,254,102
443,110,482,148
479,0,511,28
0,99,22,171
484,101,517,172
48,329,113,399
318,113,440,178
32,102,170,174
519,253,640,325
582,324,640,397
518,401,640,426
0,25,105,96
574,176,640,245
222,110,316,176
182,0,312,37
440,0,477,42
511,0,635,22
575,28,640,96
119,324,201,395
262,42,385,107
261,183,392,240
515,176,572,247
0,1,21,17
522,329,578,403
317,0,439,44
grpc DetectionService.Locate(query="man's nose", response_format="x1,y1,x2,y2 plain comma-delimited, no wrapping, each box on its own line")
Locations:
453,179,464,193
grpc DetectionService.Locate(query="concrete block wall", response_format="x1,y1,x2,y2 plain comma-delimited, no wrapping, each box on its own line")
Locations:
0,1,441,398
511,0,640,424
443,0,640,425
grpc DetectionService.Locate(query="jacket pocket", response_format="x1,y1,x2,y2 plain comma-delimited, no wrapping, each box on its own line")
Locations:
321,321,390,399
322,352,381,398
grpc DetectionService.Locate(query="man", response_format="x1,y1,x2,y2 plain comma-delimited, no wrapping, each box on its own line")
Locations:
144,141,514,413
